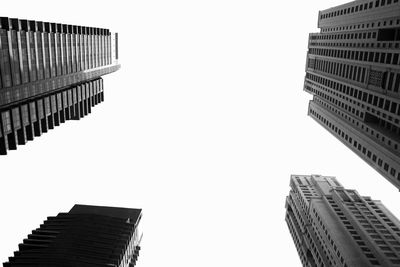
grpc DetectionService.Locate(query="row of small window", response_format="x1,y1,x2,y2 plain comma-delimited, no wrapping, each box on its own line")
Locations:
336,189,364,203
314,74,400,142
286,197,305,232
287,195,309,246
373,213,400,236
315,72,400,139
293,176,321,187
312,207,347,266
306,73,400,119
292,186,312,215
364,227,399,236
326,196,362,267
312,91,364,124
309,47,400,67
310,210,341,266
309,221,329,266
327,198,383,266
322,16,400,33
320,0,399,20
293,176,305,186
310,40,400,50
297,182,318,199
298,184,318,197
290,192,312,238
285,215,310,266
355,214,389,225
326,199,370,265
0,29,113,89
0,65,118,108
306,77,400,139
367,203,400,232
311,31,378,41
316,85,368,125
309,107,400,183
305,81,366,121
305,75,363,113
361,203,400,238
311,58,367,85
0,17,110,35
285,217,303,256
290,191,309,227
354,221,400,263
312,95,400,154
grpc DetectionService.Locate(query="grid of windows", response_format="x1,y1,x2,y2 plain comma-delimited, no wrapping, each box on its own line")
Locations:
322,15,400,34
0,78,105,155
3,205,142,267
304,1,400,189
308,104,400,187
0,16,120,155
286,175,400,266
320,0,399,21
305,73,400,137
0,17,119,107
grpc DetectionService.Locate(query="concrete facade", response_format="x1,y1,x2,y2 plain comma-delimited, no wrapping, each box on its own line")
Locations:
304,0,400,189
286,174,400,266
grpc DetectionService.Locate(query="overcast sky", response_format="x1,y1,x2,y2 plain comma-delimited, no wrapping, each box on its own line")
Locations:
1,0,399,266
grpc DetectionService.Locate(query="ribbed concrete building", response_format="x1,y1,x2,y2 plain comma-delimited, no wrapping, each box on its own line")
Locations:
0,17,120,155
304,0,400,189
286,174,400,267
3,204,142,267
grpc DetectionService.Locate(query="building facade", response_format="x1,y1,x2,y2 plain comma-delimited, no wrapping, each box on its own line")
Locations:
0,17,120,155
3,204,142,267
304,1,400,189
286,174,400,266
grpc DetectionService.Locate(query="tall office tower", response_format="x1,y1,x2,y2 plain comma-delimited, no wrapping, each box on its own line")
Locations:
0,17,120,155
3,204,142,267
304,1,400,189
286,174,400,266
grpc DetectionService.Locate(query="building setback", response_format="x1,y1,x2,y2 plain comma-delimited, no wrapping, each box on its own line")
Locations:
286,174,400,267
0,17,120,155
304,1,400,189
3,204,142,267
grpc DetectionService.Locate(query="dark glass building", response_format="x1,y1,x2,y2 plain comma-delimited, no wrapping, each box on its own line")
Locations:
0,17,120,155
286,174,400,266
3,204,142,267
304,1,400,189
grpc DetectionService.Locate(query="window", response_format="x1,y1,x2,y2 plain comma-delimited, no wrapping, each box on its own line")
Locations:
377,28,399,41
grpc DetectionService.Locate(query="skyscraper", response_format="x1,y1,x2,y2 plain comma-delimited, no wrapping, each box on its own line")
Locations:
286,174,400,266
3,204,142,267
0,17,120,155
304,1,400,189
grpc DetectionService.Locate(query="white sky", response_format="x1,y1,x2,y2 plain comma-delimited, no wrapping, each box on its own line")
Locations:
1,0,399,266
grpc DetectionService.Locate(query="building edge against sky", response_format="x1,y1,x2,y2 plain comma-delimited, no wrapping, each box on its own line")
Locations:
286,174,400,267
0,16,120,155
304,0,400,189
3,204,142,267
